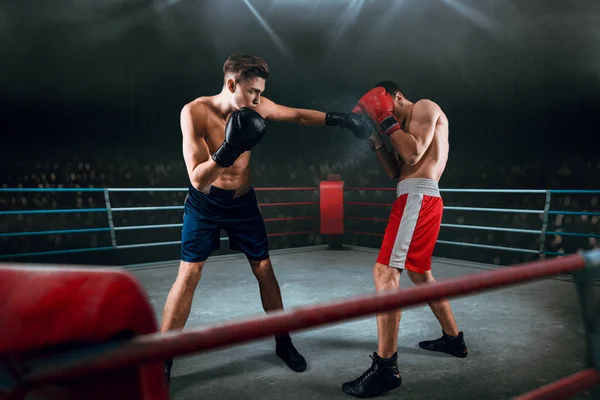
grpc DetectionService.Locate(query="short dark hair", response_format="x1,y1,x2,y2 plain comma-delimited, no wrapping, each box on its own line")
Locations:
373,81,401,96
223,53,270,83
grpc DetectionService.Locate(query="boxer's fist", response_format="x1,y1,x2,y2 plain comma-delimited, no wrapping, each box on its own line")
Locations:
325,111,375,140
368,130,385,151
212,107,266,168
357,87,402,136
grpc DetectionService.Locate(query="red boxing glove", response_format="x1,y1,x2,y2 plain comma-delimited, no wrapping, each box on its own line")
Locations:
357,87,402,136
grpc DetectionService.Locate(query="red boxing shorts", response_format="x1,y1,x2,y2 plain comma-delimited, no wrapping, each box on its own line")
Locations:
376,178,443,274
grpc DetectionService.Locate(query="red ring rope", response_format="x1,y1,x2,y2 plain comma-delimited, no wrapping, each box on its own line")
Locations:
267,230,319,237
345,201,393,207
259,202,319,207
512,368,600,400
20,253,586,386
264,216,318,222
347,230,384,237
346,216,388,222
255,187,319,191
345,188,395,191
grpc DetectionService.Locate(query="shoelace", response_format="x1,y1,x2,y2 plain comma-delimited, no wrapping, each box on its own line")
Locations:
350,356,377,385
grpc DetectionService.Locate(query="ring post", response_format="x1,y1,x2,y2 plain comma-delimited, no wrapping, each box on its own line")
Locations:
575,249,600,397
320,174,344,250
104,189,118,248
537,190,552,259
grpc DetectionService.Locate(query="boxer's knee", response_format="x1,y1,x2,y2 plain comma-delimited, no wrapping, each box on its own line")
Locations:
249,257,272,270
374,262,401,291
407,269,434,285
177,260,204,288
250,258,276,281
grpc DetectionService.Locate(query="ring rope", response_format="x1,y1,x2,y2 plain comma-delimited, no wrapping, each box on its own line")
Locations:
18,251,592,387
512,368,600,400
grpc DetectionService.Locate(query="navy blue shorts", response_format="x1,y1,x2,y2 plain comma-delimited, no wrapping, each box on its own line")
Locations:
180,184,269,263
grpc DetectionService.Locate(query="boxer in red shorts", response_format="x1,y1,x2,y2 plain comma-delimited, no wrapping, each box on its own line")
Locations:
342,82,468,398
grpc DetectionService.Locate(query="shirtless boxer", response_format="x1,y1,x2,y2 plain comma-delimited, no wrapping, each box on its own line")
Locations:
341,82,468,398
161,53,372,382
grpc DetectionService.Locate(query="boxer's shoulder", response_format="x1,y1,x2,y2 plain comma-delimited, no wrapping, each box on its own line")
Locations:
413,99,440,115
412,99,447,124
181,98,212,138
184,97,213,117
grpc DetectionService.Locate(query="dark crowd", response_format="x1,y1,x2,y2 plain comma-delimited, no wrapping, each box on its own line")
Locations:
1,150,598,267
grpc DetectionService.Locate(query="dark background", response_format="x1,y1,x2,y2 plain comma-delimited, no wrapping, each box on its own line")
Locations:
1,0,598,266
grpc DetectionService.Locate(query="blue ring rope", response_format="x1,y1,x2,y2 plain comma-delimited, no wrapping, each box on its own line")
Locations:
0,238,230,259
440,223,541,234
0,188,104,192
115,241,182,250
547,210,600,216
443,206,544,214
1,187,598,194
108,188,187,192
440,189,547,194
1,186,596,259
434,240,539,254
2,222,592,240
113,223,183,231
0,228,111,238
544,231,600,238
0,246,114,259
111,206,184,212
0,208,108,216
549,190,600,194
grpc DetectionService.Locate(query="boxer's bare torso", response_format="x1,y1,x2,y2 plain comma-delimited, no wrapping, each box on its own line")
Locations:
182,78,325,192
183,97,253,190
392,100,449,182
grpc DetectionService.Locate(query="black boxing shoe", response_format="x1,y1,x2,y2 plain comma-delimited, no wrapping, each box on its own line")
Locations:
164,358,173,384
275,334,307,372
342,352,402,398
418,330,468,358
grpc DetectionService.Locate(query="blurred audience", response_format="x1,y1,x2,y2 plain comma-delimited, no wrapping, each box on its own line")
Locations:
1,152,598,266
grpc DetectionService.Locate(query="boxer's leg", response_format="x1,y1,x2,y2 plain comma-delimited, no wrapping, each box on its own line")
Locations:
225,189,307,372
161,260,205,332
161,189,221,383
400,189,468,358
249,257,284,313
162,191,220,332
407,270,459,337
342,197,404,398
373,194,407,360
408,268,467,357
223,190,282,314
374,262,402,359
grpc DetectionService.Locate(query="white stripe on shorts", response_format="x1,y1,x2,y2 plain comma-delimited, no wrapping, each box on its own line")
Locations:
389,193,424,269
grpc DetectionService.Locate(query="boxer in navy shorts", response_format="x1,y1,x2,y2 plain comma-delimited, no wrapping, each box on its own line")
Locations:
160,53,375,383
181,181,268,263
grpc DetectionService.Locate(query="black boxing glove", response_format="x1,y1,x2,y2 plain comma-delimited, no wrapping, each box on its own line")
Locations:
212,107,267,168
325,106,375,140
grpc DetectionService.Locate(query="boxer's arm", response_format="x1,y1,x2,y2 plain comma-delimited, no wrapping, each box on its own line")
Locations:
388,100,438,166
257,97,326,126
374,148,402,179
181,103,225,189
369,133,402,178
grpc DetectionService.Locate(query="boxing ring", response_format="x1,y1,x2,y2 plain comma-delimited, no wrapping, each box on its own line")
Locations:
0,179,599,399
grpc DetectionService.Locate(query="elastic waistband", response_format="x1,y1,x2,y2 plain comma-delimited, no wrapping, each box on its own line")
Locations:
396,178,440,198
190,180,253,200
